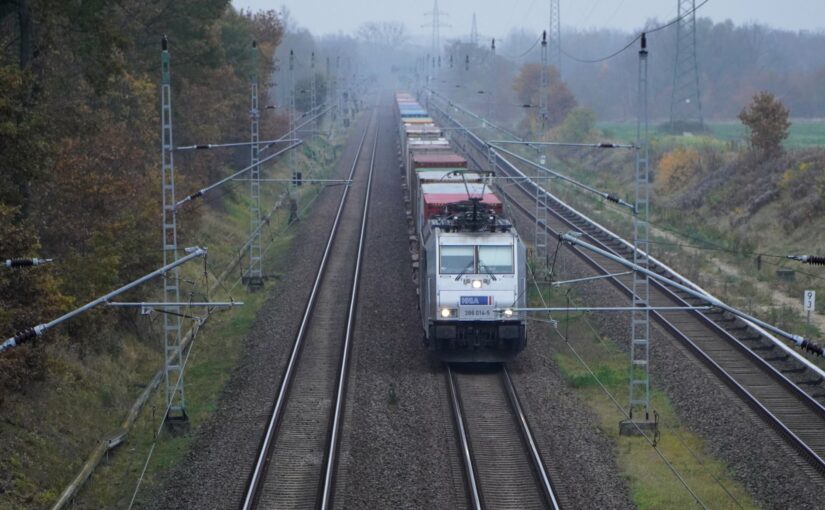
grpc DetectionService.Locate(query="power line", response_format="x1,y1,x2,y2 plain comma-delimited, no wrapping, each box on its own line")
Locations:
525,262,710,509
560,0,711,64
498,35,542,59
1,248,207,353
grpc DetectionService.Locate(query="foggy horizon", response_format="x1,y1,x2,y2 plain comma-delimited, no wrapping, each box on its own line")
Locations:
231,0,825,38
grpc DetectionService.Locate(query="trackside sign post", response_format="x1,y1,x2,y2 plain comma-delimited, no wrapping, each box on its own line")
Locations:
804,290,815,329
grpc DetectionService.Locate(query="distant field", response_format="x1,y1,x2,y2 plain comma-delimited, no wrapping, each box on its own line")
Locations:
598,119,825,148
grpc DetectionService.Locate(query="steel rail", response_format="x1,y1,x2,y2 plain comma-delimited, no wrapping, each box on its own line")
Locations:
319,112,379,509
446,365,563,509
432,97,825,380
241,118,371,510
497,168,825,475
433,103,825,475
445,365,483,510
463,109,825,412
502,366,562,510
500,165,825,475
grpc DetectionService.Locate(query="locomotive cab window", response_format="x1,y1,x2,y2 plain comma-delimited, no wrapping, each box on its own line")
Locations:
440,245,474,274
478,245,513,273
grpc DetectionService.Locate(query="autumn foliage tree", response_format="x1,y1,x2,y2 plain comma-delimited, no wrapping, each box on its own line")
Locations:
738,91,791,157
0,2,283,393
512,63,577,136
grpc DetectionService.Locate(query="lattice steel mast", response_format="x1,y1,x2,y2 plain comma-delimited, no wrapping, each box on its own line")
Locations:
548,0,561,75
470,12,478,45
489,38,496,119
539,30,548,133
630,34,651,419
310,51,317,133
670,0,703,130
160,36,186,423
334,55,341,128
535,31,549,266
289,49,298,185
246,40,264,289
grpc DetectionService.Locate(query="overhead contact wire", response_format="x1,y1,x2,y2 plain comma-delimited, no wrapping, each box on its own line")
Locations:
560,0,711,64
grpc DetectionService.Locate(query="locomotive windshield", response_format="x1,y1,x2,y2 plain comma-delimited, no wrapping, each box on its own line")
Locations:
439,245,513,274
478,245,513,273
440,245,474,273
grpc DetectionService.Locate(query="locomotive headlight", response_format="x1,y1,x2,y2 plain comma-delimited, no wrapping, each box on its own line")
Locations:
503,308,514,317
441,308,452,318
471,279,482,289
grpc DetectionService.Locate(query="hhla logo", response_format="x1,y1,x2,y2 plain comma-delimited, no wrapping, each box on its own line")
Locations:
460,296,493,306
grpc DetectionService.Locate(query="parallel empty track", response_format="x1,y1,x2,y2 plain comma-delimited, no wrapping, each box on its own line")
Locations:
431,100,825,480
242,112,378,509
447,365,563,509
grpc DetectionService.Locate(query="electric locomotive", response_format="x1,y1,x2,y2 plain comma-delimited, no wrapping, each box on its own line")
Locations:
418,193,527,362
397,92,527,362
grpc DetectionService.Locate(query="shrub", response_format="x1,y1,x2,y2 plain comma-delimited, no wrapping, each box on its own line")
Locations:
556,107,596,143
738,92,791,157
656,146,701,195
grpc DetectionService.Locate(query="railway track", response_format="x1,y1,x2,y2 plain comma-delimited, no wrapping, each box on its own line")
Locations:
430,100,825,480
447,364,564,510
241,110,378,509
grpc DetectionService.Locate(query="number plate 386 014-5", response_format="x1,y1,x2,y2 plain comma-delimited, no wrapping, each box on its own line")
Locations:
459,307,494,319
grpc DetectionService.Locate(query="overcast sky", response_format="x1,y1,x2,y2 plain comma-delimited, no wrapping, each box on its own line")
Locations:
231,0,825,38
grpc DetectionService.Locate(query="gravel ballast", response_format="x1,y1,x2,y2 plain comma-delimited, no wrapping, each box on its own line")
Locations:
333,97,462,509
504,181,825,509
144,96,825,510
336,97,634,509
147,112,374,509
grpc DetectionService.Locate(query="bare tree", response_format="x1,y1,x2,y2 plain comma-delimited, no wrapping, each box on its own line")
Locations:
357,21,409,47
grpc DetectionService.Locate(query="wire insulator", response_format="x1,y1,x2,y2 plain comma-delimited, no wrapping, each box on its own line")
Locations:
804,256,825,266
5,258,51,268
6,259,34,267
13,327,38,344
605,194,621,204
787,255,825,265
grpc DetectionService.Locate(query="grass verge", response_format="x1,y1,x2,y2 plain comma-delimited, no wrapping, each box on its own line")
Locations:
535,287,759,509
598,119,825,148
0,117,349,509
72,124,348,508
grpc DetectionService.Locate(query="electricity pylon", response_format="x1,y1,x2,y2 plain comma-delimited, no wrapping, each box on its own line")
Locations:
424,0,450,57
548,0,561,74
670,0,703,130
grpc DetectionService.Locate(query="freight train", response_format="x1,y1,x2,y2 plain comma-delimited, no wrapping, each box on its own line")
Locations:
396,92,527,362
